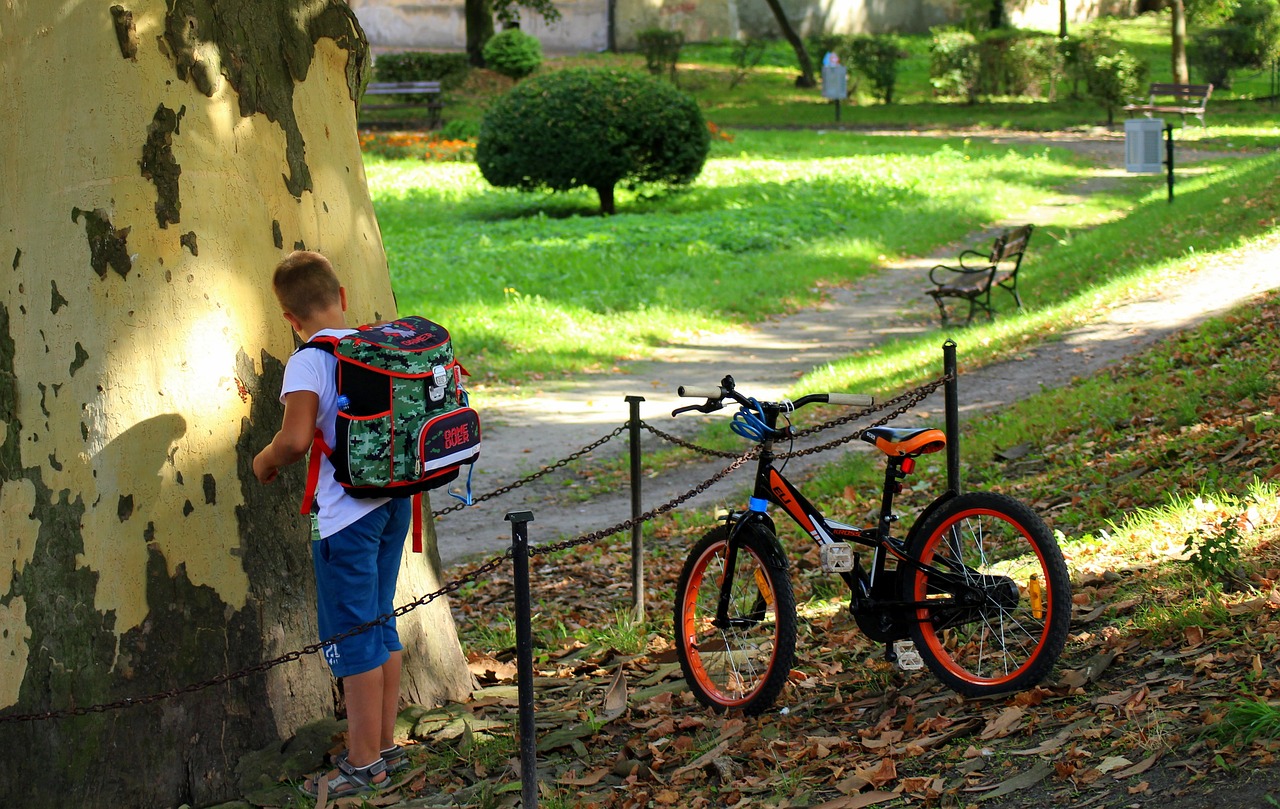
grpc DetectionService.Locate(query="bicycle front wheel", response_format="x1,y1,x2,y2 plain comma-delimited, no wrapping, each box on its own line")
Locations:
903,491,1070,697
674,524,796,716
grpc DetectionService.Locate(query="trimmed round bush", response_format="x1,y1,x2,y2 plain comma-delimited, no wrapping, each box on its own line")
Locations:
476,68,710,214
483,29,543,80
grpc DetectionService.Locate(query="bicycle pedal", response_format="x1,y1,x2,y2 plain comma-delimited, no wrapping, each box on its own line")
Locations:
819,544,854,573
893,640,924,672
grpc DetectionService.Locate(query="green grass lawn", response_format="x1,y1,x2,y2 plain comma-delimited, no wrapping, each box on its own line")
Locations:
368,131,1092,385
364,11,1278,394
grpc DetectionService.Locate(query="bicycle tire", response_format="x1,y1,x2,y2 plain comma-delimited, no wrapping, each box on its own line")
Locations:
902,491,1070,697
674,523,796,716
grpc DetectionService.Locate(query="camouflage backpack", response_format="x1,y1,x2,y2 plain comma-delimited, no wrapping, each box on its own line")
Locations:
299,316,480,551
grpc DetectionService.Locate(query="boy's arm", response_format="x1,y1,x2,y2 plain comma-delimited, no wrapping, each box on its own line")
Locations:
252,390,320,484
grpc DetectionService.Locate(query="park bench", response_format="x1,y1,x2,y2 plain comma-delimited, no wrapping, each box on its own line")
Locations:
360,81,443,129
926,224,1034,327
1123,82,1213,128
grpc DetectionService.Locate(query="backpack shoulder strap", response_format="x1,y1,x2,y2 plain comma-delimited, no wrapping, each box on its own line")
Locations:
295,337,339,516
299,336,338,355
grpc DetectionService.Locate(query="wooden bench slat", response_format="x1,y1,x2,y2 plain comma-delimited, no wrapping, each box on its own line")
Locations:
1123,82,1212,127
360,81,444,128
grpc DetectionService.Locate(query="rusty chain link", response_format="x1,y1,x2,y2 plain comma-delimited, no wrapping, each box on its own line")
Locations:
638,421,744,458
2,377,944,724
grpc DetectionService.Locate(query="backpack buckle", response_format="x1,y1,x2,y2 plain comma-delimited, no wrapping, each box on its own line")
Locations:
433,365,448,388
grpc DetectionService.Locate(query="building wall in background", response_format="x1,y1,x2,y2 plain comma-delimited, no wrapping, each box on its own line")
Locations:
350,0,1137,55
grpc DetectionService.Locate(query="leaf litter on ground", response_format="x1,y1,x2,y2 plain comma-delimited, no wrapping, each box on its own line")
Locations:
271,291,1280,808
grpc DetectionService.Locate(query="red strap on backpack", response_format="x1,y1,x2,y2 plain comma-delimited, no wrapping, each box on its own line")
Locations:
300,430,330,516
411,493,424,553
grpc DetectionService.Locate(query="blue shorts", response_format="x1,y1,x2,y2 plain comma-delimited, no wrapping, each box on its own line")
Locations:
312,499,410,678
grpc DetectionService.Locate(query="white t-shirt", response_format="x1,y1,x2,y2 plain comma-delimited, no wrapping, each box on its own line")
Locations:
281,328,388,538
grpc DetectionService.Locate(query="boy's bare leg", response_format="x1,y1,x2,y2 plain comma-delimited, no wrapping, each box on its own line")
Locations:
381,651,403,750
343,665,386,773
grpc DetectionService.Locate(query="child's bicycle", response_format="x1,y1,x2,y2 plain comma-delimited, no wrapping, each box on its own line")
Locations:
670,375,1071,716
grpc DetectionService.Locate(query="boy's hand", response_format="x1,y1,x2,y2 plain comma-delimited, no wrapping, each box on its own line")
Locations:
253,450,281,484
253,390,319,485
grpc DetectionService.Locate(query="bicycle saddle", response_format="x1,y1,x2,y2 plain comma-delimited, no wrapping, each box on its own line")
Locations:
862,426,947,457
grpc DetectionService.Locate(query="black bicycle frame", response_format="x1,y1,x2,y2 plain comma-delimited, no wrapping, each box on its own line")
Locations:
713,404,976,629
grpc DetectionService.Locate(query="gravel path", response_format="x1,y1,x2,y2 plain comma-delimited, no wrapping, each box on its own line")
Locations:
433,135,1280,567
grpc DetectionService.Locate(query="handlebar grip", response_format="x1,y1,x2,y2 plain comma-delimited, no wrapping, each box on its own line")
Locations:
677,385,723,399
827,393,876,407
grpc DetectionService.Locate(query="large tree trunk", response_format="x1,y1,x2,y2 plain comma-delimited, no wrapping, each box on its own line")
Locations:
0,2,472,807
763,0,816,88
1172,0,1190,84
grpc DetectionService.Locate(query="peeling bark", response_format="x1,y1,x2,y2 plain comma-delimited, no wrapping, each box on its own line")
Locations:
160,0,371,199
110,5,138,60
49,282,67,314
71,208,132,280
140,104,185,229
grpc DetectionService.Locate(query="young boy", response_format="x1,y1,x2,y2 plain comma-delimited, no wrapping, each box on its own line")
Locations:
253,250,409,798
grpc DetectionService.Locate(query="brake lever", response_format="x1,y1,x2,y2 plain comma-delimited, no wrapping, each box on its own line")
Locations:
672,400,725,418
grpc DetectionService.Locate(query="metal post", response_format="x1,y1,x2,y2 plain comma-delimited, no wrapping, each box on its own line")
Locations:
835,99,841,122
1164,124,1175,204
625,395,646,622
506,510,538,809
943,340,960,496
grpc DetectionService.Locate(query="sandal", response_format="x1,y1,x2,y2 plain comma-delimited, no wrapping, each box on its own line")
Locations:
332,744,410,774
301,755,388,800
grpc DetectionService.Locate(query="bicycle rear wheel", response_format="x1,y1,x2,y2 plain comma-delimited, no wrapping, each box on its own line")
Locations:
903,491,1070,697
674,524,796,716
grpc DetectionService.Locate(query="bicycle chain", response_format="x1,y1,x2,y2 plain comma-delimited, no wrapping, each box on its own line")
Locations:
432,424,629,517
0,553,511,725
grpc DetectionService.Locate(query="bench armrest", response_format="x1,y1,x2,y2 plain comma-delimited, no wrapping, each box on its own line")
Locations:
956,248,995,271
929,259,995,286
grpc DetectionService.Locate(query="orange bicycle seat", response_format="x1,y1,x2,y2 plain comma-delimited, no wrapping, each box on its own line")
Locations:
862,426,947,457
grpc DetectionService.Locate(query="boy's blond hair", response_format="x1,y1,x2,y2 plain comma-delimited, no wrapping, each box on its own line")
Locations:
272,250,341,319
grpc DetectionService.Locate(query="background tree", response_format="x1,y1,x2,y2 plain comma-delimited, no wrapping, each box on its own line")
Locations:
0,2,472,806
1173,0,1191,83
466,0,497,66
476,68,709,214
763,0,817,87
466,0,561,67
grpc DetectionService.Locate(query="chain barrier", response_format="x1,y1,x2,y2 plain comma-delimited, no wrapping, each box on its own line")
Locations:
528,447,759,559
1,376,944,725
432,424,628,517
638,422,744,458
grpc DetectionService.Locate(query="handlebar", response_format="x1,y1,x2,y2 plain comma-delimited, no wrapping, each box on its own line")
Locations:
676,385,724,400
672,374,875,418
